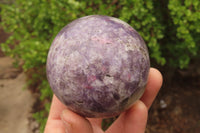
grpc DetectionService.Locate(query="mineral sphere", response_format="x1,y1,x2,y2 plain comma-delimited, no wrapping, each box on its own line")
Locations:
46,15,150,118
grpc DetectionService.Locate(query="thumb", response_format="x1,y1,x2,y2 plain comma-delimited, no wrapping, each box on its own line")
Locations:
61,109,94,133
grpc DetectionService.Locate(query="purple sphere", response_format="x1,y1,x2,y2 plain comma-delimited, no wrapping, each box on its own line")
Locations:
46,15,150,118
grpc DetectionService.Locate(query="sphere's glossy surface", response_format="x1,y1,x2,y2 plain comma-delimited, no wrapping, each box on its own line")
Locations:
46,15,150,117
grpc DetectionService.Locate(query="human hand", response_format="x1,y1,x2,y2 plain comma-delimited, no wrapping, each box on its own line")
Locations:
44,68,163,133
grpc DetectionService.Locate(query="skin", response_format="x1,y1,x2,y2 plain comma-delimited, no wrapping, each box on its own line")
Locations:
44,68,162,133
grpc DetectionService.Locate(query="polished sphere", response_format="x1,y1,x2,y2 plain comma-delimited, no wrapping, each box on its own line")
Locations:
46,15,150,118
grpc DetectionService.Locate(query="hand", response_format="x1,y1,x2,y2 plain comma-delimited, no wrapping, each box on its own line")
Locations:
44,68,163,133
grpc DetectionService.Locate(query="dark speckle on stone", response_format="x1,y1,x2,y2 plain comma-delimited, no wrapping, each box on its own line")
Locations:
96,74,104,81
121,97,129,107
113,93,120,100
90,100,106,113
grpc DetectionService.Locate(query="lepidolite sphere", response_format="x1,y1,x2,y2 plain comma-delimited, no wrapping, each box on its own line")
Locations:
46,15,150,118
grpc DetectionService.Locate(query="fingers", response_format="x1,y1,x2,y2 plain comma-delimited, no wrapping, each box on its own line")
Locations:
140,68,163,109
44,120,66,133
87,118,103,129
46,95,103,133
122,101,148,133
106,100,148,133
48,95,67,120
60,109,94,133
44,95,68,133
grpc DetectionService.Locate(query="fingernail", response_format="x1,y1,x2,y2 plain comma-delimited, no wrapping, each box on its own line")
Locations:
61,110,71,133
